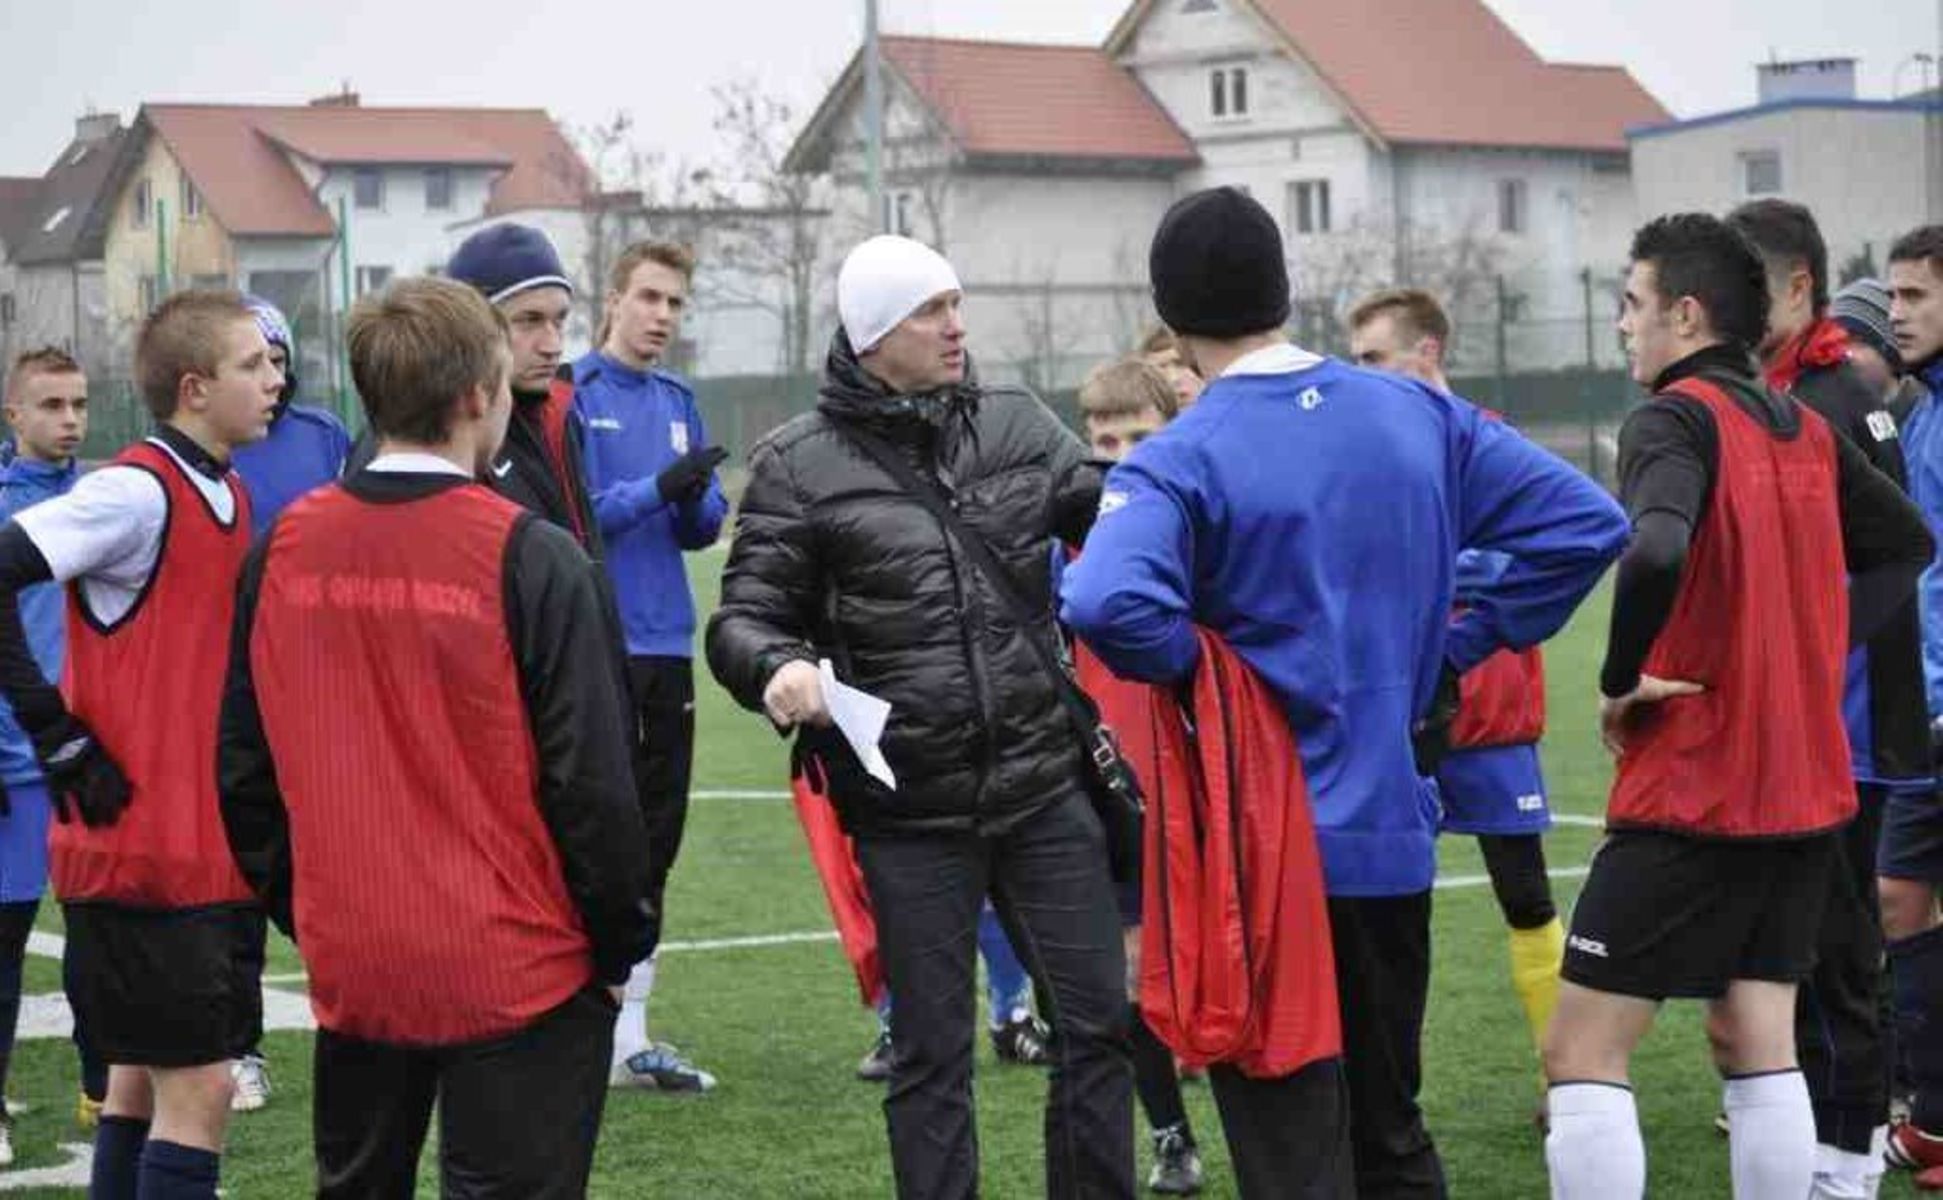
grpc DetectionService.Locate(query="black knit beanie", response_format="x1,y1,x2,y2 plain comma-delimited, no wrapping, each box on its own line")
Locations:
1149,186,1291,338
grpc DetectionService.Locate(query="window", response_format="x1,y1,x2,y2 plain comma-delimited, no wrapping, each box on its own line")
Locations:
1741,150,1782,196
353,168,384,210
1287,179,1331,235
181,177,204,220
355,265,393,296
40,205,71,234
66,144,90,168
132,178,151,229
1497,178,1527,235
1210,67,1249,118
424,167,453,211
885,190,916,237
0,294,14,329
138,274,159,314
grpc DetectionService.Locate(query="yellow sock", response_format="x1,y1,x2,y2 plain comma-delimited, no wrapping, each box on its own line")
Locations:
1509,917,1565,1055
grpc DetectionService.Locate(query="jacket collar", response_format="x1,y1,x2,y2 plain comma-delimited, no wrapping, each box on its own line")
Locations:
815,329,980,436
0,454,77,489
1764,317,1850,394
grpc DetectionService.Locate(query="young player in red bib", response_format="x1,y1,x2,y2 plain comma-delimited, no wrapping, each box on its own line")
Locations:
1347,289,1566,1114
0,291,279,1199
1543,214,1933,1200
219,277,654,1197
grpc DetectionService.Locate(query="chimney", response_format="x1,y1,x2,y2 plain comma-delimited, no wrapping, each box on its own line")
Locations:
1756,58,1857,104
310,84,360,108
73,111,121,144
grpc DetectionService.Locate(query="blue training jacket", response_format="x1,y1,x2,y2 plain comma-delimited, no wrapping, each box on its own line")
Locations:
1060,357,1628,897
1899,359,1943,718
572,352,729,658
0,456,77,901
232,404,352,535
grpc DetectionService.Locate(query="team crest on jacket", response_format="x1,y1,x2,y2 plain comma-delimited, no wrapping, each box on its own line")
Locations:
670,421,690,454
1098,489,1129,517
1867,411,1899,443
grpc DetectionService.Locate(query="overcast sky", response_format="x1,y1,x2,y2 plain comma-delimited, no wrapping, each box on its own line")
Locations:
0,0,1936,177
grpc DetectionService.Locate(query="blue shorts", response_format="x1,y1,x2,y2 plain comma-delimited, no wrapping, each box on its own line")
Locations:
1879,787,1943,883
0,780,49,903
1435,744,1550,836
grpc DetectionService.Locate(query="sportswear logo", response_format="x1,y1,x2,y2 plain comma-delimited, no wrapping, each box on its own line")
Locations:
491,459,514,479
1516,792,1545,812
1867,411,1899,443
1299,387,1324,410
588,417,623,432
1098,489,1129,517
1567,934,1608,958
671,421,690,454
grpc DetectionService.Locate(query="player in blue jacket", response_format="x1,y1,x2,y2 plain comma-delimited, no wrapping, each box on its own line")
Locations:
1061,189,1628,1199
0,348,92,1161
230,296,350,537
573,241,728,1093
221,295,345,1114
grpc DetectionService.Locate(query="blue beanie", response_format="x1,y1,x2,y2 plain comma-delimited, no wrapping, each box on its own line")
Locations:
446,223,575,305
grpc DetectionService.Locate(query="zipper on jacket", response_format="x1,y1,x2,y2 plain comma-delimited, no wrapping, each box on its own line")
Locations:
923,437,1001,822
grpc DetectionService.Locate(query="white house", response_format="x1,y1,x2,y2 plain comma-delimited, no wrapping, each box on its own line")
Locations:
1631,59,1943,280
789,0,1668,385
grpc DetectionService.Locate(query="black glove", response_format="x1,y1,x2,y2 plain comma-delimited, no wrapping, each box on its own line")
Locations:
41,726,132,828
1411,661,1462,777
0,777,10,818
656,446,728,506
1930,716,1943,773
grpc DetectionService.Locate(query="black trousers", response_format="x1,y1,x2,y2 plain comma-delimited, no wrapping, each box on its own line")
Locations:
855,792,1134,1200
629,656,696,918
233,906,269,1052
1328,892,1447,1200
313,987,616,1199
1796,784,1890,1153
1209,1057,1354,1198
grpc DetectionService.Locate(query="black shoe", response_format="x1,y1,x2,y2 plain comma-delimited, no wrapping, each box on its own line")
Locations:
857,1030,893,1082
990,1013,1051,1066
1149,1123,1204,1195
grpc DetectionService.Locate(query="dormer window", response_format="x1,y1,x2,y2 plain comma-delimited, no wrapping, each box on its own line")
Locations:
1211,67,1249,119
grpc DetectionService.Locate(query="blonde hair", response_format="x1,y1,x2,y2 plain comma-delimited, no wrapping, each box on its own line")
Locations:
598,240,698,347
1079,358,1179,422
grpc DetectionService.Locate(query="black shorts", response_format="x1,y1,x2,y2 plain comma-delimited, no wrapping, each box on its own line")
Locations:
1561,829,1835,1000
63,902,260,1068
1879,789,1943,883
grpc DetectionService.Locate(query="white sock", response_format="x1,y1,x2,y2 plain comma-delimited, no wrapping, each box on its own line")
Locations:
1724,1071,1815,1200
1810,1134,1886,1200
612,956,658,1062
1546,1082,1645,1199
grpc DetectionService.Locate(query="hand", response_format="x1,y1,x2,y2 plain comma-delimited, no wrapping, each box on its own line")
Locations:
1411,661,1462,776
1599,675,1705,758
762,659,831,730
656,446,728,505
41,728,132,828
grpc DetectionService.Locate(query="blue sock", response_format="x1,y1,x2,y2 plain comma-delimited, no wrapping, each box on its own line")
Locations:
137,1138,220,1200
977,904,1032,1026
90,1115,148,1200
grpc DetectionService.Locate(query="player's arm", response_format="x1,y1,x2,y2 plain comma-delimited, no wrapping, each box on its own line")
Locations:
705,440,823,711
669,393,730,551
217,534,295,936
506,515,656,985
1832,431,1934,647
1443,410,1631,674
1058,449,1200,684
1597,400,1712,698
0,469,162,823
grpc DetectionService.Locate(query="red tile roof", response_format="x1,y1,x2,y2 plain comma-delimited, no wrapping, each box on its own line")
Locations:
141,104,589,238
1135,0,1669,153
880,37,1197,164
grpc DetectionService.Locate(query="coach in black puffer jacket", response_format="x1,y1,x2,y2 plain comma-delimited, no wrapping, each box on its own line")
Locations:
706,329,1101,837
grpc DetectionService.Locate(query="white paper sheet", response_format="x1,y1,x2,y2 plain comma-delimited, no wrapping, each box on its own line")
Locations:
818,659,897,789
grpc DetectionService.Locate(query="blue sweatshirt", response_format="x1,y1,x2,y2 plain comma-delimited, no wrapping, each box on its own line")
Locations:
572,353,729,658
1060,357,1628,897
232,404,352,535
1900,359,1943,717
0,457,77,901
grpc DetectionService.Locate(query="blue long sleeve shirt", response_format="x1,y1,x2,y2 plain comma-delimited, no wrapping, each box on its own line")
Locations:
1060,355,1628,896
0,456,78,786
572,353,729,658
232,404,352,536
1899,359,1943,717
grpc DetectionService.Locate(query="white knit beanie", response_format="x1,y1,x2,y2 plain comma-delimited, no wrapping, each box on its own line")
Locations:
837,235,963,353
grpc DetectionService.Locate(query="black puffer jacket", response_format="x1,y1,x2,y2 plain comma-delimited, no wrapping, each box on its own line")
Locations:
706,334,1102,836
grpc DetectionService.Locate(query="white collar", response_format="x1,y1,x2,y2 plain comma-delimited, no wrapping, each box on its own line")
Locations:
366,452,471,478
1220,341,1326,379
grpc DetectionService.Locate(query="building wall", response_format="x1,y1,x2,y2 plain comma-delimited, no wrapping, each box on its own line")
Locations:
1631,106,1936,277
102,133,236,331
312,162,500,295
